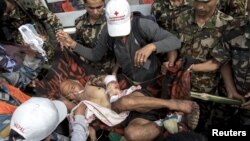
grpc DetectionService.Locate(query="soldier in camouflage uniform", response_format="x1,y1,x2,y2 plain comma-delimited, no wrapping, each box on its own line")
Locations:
175,0,233,94
0,0,63,62
211,0,250,125
0,0,62,89
151,0,193,32
62,0,114,74
218,0,245,19
173,0,234,134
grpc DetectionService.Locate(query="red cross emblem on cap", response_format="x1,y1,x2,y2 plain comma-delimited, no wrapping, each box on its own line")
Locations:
114,11,119,16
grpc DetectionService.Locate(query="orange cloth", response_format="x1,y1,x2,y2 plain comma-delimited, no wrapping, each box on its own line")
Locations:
0,83,30,114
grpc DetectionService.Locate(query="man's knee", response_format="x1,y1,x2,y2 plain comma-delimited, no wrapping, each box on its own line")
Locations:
124,125,142,141
124,118,160,141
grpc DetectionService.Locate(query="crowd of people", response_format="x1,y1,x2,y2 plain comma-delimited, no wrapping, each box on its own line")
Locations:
0,0,250,140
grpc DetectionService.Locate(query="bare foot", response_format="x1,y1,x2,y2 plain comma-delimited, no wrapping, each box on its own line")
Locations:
168,100,200,130
168,99,194,113
182,102,200,130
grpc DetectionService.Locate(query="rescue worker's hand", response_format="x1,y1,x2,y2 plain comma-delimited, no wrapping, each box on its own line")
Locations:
89,126,97,141
134,43,156,67
74,103,87,115
242,92,250,110
56,31,76,49
161,61,173,75
228,91,245,103
242,101,250,110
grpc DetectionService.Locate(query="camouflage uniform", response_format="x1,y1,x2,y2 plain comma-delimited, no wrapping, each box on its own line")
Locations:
212,19,250,125
74,12,114,73
151,0,193,31
218,0,245,19
212,19,250,95
174,9,235,132
0,0,62,89
175,9,233,94
0,0,63,62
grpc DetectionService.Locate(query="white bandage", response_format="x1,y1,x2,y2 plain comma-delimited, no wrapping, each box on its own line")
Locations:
104,75,117,85
110,95,120,103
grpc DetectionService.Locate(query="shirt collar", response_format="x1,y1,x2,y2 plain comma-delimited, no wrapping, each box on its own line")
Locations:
190,9,219,29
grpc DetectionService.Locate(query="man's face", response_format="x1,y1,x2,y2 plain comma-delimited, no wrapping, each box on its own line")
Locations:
194,0,217,17
85,0,104,20
60,80,84,102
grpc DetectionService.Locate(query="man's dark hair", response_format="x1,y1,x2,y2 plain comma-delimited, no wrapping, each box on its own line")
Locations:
165,131,207,141
0,0,7,19
8,129,25,141
84,0,105,3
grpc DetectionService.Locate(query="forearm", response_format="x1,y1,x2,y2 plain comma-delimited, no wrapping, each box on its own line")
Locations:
154,35,181,53
220,64,238,95
34,1,63,31
191,59,220,72
167,50,178,62
71,115,89,141
73,43,103,61
139,19,181,53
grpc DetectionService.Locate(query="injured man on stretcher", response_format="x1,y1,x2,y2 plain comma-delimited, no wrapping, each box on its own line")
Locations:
59,75,200,141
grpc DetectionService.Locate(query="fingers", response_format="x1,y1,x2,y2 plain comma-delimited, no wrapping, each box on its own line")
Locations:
241,101,250,110
187,64,194,72
56,31,75,49
161,62,169,75
134,45,153,67
134,51,147,67
244,92,250,98
74,103,86,115
161,61,175,74
237,95,246,103
168,61,174,67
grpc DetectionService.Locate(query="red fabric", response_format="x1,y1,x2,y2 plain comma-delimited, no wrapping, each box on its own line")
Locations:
35,50,99,98
167,59,191,100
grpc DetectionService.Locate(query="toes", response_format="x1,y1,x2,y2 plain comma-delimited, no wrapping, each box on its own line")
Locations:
187,102,200,130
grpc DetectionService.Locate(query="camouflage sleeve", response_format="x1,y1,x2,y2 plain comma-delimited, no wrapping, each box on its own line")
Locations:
151,0,160,17
151,0,167,29
0,46,20,72
230,0,245,18
74,16,83,43
218,0,245,18
32,0,63,32
211,42,231,65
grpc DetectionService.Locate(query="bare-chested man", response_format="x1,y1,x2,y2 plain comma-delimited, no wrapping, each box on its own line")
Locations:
60,78,199,141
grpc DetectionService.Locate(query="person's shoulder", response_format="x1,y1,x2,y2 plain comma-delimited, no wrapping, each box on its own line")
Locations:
75,14,87,26
215,10,234,26
212,9,234,30
176,8,192,20
222,19,246,43
175,8,193,28
18,0,43,9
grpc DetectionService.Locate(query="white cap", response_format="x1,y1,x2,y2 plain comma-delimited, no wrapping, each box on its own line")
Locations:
104,75,117,85
105,0,131,37
10,97,67,141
